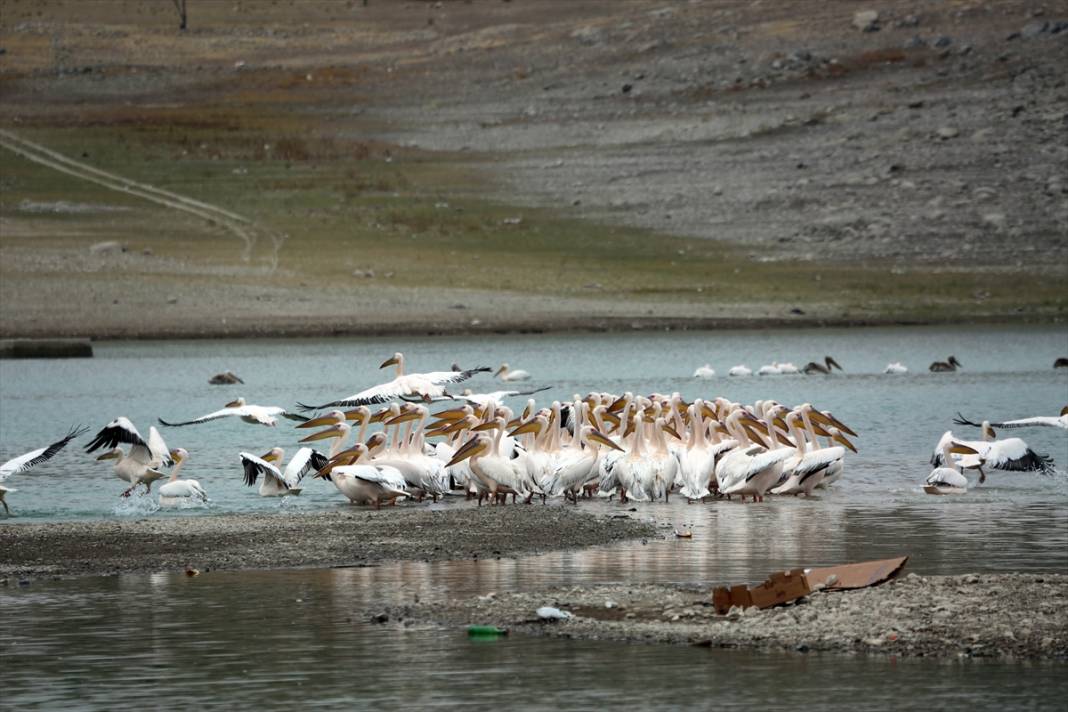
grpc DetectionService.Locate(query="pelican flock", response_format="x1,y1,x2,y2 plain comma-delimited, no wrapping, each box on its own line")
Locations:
2,350,1060,514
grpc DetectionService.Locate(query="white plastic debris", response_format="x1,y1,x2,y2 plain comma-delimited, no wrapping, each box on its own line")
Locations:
536,606,573,621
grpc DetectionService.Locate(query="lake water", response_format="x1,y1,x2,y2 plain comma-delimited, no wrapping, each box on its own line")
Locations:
2,325,1067,709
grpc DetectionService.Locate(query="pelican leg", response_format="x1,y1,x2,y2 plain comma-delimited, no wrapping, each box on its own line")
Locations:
374,499,381,510
978,467,987,485
1,497,10,516
121,486,135,498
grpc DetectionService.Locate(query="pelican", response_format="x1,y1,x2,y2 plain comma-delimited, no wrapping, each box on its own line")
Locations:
931,425,1054,481
778,362,800,374
239,447,327,496
718,411,793,502
757,362,782,376
298,352,490,409
1,425,88,488
456,386,551,408
86,418,173,496
447,428,527,505
727,365,751,377
954,408,1068,432
802,356,843,375
322,444,409,509
158,448,208,507
884,362,908,374
159,397,309,427
772,411,856,496
693,364,716,379
929,355,962,372
1054,358,1067,369
925,441,980,495
495,363,531,382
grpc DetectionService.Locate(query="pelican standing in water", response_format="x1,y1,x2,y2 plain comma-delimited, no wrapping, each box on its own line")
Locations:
495,363,531,382
159,397,308,427
158,448,208,507
86,418,173,496
1,425,88,514
299,352,490,409
239,447,328,496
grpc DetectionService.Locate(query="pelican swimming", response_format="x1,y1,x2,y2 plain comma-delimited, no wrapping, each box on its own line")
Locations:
929,355,962,372
495,363,531,382
727,365,752,377
884,362,908,374
802,356,843,375
1,425,88,513
693,364,716,379
931,424,1054,481
954,408,1068,432
159,397,308,427
925,441,980,495
158,448,208,507
299,352,490,409
239,447,327,496
757,362,782,376
86,418,173,496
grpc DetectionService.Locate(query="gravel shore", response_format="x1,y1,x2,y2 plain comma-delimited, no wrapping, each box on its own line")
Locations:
371,573,1068,660
0,506,656,579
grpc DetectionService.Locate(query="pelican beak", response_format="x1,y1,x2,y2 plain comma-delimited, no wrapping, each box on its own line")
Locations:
261,450,281,463
493,366,505,377
298,414,340,429
369,407,393,423
743,424,769,449
700,404,717,420
521,403,533,420
949,443,979,455
623,420,636,438
431,408,469,421
824,412,857,437
168,449,183,462
833,432,858,453
773,416,789,433
588,429,624,451
508,420,542,437
386,410,423,426
301,427,341,442
225,399,243,408
344,408,369,423
600,411,621,428
96,450,120,461
472,421,501,432
661,424,683,440
380,355,400,369
446,437,486,468
607,396,627,414
775,432,796,448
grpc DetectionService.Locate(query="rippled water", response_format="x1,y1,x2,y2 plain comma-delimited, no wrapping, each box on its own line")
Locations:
2,326,1067,709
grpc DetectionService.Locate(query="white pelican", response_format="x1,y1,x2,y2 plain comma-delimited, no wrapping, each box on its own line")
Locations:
456,386,551,409
693,364,716,379
0,485,13,516
802,356,844,375
925,441,980,495
772,411,856,496
727,365,751,377
495,363,531,382
239,447,327,496
159,397,308,427
884,362,908,374
931,425,1054,481
1,425,88,488
718,411,793,502
158,448,208,507
757,362,782,376
447,428,526,505
954,408,1068,432
778,362,800,374
86,418,173,496
929,355,962,372
299,352,490,409
322,444,409,509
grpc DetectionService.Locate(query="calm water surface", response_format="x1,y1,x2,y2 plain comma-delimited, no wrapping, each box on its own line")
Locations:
2,325,1067,709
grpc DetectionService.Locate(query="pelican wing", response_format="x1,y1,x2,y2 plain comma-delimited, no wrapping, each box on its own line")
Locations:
792,446,843,484
954,412,1068,431
336,464,409,496
159,406,242,427
239,452,284,487
85,418,146,453
283,447,328,488
926,467,968,488
299,367,491,410
743,447,793,482
985,439,1055,473
1,425,88,480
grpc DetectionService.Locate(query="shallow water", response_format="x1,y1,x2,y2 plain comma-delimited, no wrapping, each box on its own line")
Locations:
2,325,1067,708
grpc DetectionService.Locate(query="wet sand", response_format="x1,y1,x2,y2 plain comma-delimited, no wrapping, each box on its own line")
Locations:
0,506,656,579
370,573,1068,660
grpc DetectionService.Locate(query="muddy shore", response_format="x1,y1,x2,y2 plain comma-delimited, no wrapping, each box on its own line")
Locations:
371,573,1068,661
0,506,657,579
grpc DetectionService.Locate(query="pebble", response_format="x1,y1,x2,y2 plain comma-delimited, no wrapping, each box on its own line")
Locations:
936,127,960,140
1021,20,1049,39
853,10,880,32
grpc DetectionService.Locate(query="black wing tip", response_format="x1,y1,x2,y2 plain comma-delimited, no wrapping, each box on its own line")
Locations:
952,412,981,427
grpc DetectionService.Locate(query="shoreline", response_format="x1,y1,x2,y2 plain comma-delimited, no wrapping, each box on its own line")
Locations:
2,313,1063,343
0,506,656,580
372,574,1068,661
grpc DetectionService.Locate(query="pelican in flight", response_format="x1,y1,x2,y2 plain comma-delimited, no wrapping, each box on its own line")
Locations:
299,352,490,410
86,418,173,496
495,363,531,382
239,447,327,496
929,355,962,372
693,364,716,379
931,425,1054,481
158,448,208,507
1,425,89,514
925,441,980,495
455,386,551,409
954,407,1068,432
884,362,908,374
802,356,843,375
159,397,308,427
727,365,751,377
